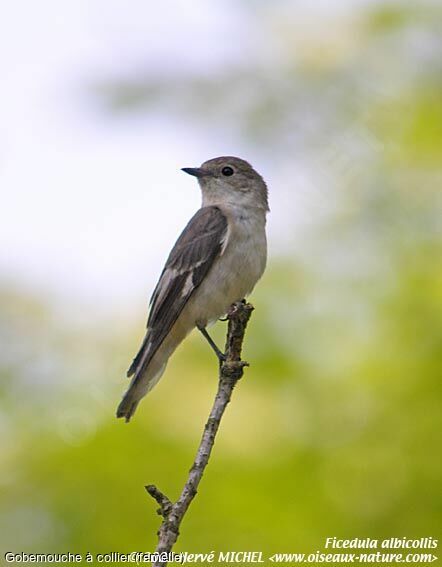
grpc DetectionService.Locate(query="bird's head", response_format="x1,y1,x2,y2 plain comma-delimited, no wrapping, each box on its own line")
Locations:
182,156,269,212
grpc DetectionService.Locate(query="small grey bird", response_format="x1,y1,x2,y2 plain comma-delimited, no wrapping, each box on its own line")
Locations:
117,156,269,421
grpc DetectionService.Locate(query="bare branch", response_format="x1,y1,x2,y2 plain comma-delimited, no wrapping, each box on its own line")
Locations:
145,300,254,566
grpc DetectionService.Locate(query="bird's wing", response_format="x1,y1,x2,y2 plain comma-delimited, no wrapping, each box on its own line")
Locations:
127,206,228,378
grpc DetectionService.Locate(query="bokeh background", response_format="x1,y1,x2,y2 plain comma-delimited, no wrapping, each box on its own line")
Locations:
1,0,441,560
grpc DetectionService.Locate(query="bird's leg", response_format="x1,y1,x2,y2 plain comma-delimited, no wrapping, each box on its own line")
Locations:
197,324,226,362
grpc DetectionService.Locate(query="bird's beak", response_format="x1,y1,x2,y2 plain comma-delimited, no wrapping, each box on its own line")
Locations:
181,167,205,178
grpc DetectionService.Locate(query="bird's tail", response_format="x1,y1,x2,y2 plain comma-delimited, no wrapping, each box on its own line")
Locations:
116,358,167,422
117,321,190,422
116,332,169,422
116,392,141,423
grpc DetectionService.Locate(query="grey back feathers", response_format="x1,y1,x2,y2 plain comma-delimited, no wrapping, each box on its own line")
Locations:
127,206,228,380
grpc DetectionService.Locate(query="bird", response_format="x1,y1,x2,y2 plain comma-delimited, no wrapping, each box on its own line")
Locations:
117,156,269,422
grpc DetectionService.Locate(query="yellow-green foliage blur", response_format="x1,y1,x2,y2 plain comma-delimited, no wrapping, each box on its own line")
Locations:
1,1,441,562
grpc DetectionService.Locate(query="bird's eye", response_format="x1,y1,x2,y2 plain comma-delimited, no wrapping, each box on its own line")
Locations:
221,166,234,177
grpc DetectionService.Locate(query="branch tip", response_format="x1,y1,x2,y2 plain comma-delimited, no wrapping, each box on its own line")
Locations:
145,484,172,517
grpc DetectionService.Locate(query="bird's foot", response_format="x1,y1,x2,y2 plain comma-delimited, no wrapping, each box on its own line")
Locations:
227,299,247,319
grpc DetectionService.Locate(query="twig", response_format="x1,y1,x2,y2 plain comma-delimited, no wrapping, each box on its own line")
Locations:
145,485,173,518
146,301,254,567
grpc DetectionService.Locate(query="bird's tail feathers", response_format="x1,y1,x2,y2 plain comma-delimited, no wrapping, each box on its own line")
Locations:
127,334,151,377
117,360,167,422
119,327,185,422
116,396,140,423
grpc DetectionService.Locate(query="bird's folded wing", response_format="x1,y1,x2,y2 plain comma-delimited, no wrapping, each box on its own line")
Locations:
127,206,228,378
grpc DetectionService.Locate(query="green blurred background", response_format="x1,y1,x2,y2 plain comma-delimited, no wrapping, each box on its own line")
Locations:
1,0,441,561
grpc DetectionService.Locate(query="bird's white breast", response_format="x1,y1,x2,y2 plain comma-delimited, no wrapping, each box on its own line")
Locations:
187,205,267,326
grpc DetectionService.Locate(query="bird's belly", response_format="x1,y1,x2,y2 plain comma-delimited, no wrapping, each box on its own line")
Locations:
187,232,267,326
